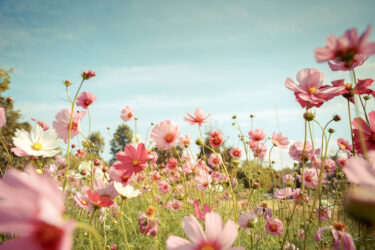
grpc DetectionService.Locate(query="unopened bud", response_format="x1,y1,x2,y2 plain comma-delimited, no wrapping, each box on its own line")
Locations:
333,115,341,122
63,80,72,86
303,110,315,121
328,128,335,133
196,138,203,146
364,95,370,101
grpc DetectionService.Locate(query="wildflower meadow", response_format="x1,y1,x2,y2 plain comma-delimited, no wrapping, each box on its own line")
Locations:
1,4,375,250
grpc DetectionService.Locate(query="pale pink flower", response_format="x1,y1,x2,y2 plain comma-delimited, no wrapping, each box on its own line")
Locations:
120,106,134,122
265,218,283,235
31,118,49,130
252,142,267,158
113,143,148,177
0,166,75,249
178,134,192,148
208,153,222,168
151,120,180,150
0,107,6,128
76,91,97,110
283,243,298,250
314,223,355,250
166,212,243,250
337,156,348,167
184,108,210,126
168,199,183,211
299,168,325,188
343,150,375,187
315,206,332,221
209,131,223,148
193,200,212,221
284,68,344,108
196,174,212,191
238,212,257,229
323,158,337,176
53,108,86,143
167,157,178,170
283,174,295,185
289,141,319,162
337,138,353,152
272,132,289,148
248,129,266,142
108,167,132,186
292,189,310,204
229,147,242,158
352,111,375,154
273,188,294,200
158,180,171,194
315,25,375,71
82,69,96,80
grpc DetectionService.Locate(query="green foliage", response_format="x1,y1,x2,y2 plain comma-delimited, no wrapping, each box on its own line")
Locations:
0,68,13,93
109,124,133,164
87,131,105,157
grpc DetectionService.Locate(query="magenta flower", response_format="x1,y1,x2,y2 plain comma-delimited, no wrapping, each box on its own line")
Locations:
158,180,171,194
332,78,374,103
272,132,289,148
120,106,134,122
0,166,75,249
81,69,96,80
138,213,159,237
76,91,97,110
314,223,355,250
337,156,348,167
248,129,266,142
193,200,212,221
0,107,5,128
184,108,210,126
229,147,242,158
151,120,180,150
166,212,243,250
343,150,375,187
265,218,283,236
337,138,353,152
315,206,332,221
315,25,375,71
52,108,86,143
113,143,148,177
209,130,223,148
285,68,344,108
352,111,375,154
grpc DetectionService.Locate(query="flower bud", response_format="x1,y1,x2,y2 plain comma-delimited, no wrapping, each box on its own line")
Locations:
364,95,370,101
328,128,335,133
63,80,72,86
303,110,315,121
333,115,341,122
195,138,203,146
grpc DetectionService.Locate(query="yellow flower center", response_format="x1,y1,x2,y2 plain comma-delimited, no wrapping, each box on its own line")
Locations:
201,244,215,250
132,160,139,166
165,133,174,143
81,200,88,205
309,86,318,94
340,144,346,149
270,224,278,232
32,142,42,151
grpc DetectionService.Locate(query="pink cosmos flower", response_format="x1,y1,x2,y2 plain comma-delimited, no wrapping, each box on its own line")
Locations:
315,25,375,71
53,108,86,143
314,223,355,250
332,78,375,103
0,166,75,250
168,199,183,211
323,158,337,176
238,212,257,229
209,131,223,148
292,188,310,204
229,147,242,158
337,138,353,152
138,213,159,237
158,180,171,194
265,218,283,236
166,212,243,250
343,150,375,187
315,206,332,221
31,118,49,130
273,188,294,200
196,174,212,191
113,143,148,177
193,200,212,221
299,168,325,188
208,153,222,168
184,108,210,126
252,142,267,159
178,134,192,148
108,167,132,186
151,120,180,150
120,106,134,122
82,69,96,80
76,91,97,110
272,132,289,148
289,141,319,162
248,129,266,142
284,68,344,108
337,156,348,167
167,157,178,170
0,107,6,128
352,111,375,154
283,174,295,185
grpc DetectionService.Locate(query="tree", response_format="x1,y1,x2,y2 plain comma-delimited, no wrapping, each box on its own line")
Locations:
87,131,105,157
109,124,133,164
0,68,31,172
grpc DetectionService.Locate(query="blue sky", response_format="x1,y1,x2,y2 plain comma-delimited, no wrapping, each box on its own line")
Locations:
1,0,375,167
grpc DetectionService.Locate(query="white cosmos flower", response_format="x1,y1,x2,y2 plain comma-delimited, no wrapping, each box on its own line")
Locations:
12,125,61,157
114,182,140,199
